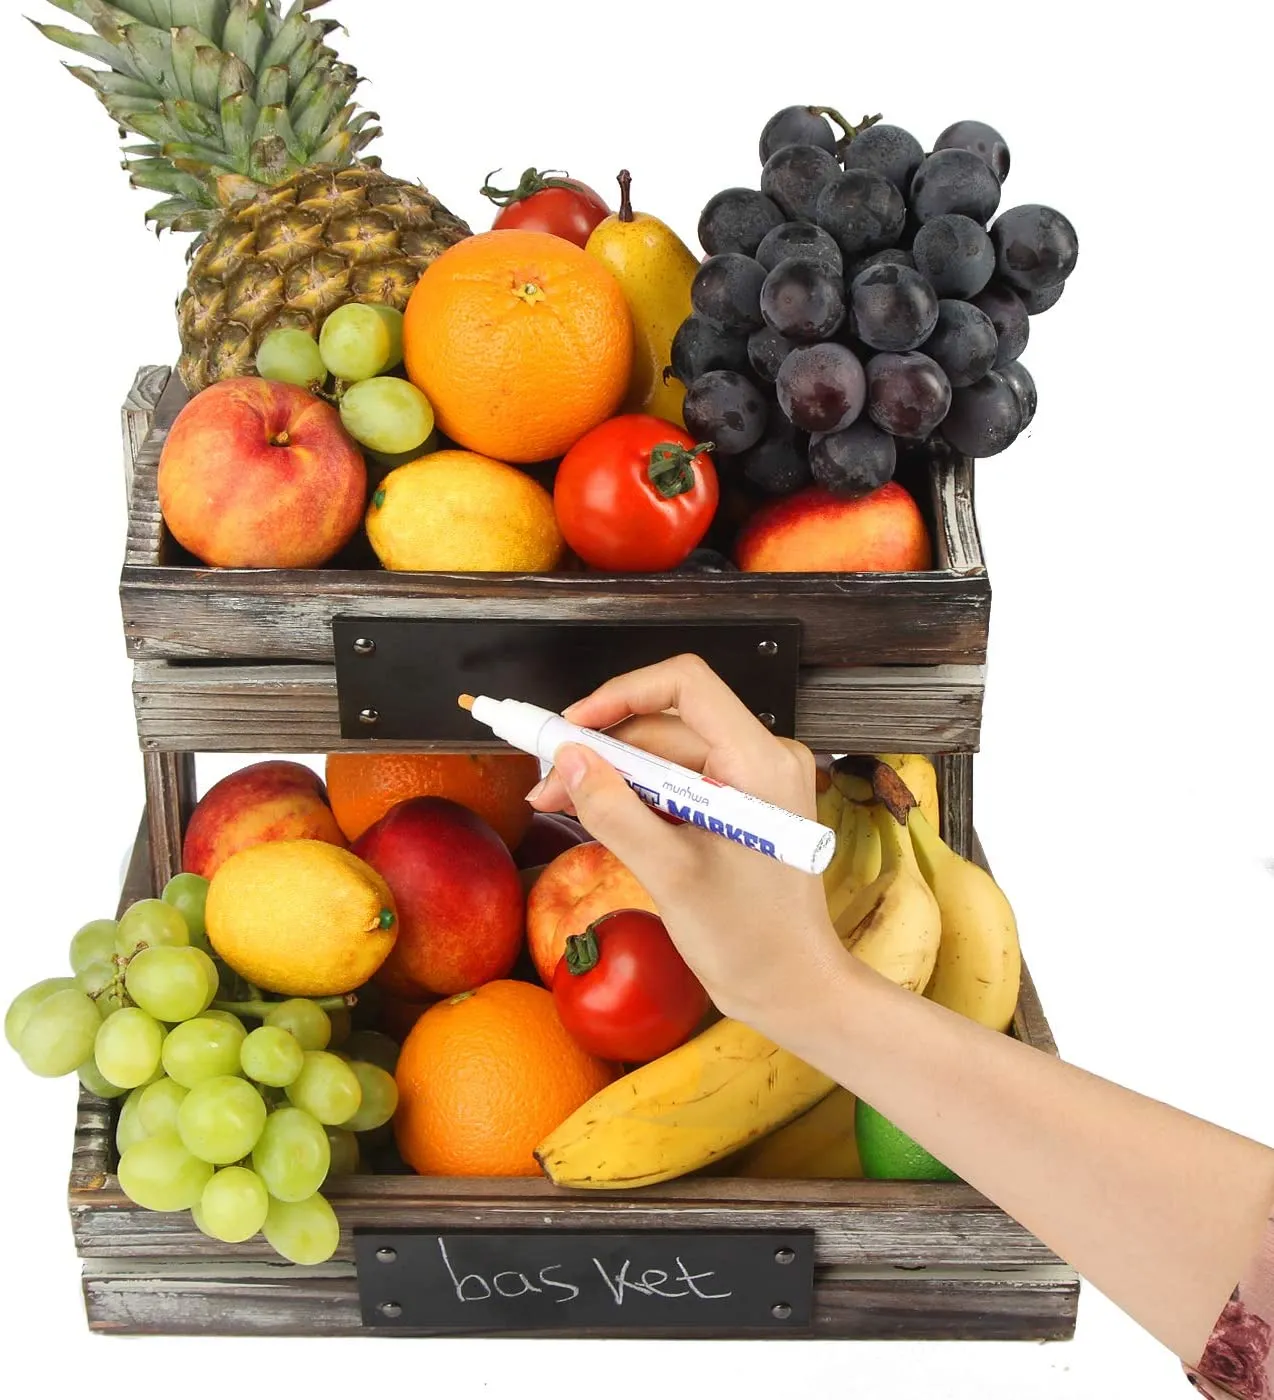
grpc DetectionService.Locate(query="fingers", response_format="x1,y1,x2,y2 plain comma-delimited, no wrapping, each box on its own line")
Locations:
563,654,774,765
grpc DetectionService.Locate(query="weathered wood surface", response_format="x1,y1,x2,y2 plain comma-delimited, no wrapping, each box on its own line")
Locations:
936,752,974,866
141,751,195,893
131,661,986,755
81,1257,1077,1340
120,367,169,504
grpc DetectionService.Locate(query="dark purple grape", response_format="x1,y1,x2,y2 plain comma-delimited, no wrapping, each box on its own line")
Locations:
970,281,1029,367
932,120,1010,182
911,214,995,299
850,247,915,279
675,548,737,574
760,106,838,163
761,144,841,223
851,264,939,353
809,420,897,497
923,300,998,388
910,150,1001,225
669,315,749,384
683,370,769,454
776,342,866,434
760,258,846,342
814,169,905,259
990,204,1079,292
729,418,814,496
756,221,843,274
999,360,1037,428
839,123,924,193
941,372,1022,457
691,254,767,332
698,188,785,257
866,352,952,439
1019,282,1065,315
747,324,798,382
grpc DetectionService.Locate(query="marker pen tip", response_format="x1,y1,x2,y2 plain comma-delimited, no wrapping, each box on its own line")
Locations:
457,693,476,712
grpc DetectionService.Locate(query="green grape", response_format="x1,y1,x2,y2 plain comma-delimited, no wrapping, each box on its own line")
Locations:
325,1127,360,1178
124,946,217,1023
256,328,326,389
319,303,393,381
252,1107,330,1202
115,1085,150,1153
94,1007,165,1089
368,304,404,370
18,988,103,1077
177,1075,268,1164
118,1132,213,1212
161,874,210,947
5,976,76,1051
327,1006,351,1049
264,999,331,1051
77,1056,126,1099
162,1016,243,1088
285,1051,362,1126
263,1192,340,1266
202,1009,247,1038
240,1025,305,1087
75,959,128,1017
341,1030,399,1075
342,1061,399,1133
339,376,434,454
116,899,189,957
199,1166,270,1243
137,1076,188,1136
69,919,119,974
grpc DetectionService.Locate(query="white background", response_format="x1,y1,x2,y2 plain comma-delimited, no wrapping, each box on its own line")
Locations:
1,1,1271,1394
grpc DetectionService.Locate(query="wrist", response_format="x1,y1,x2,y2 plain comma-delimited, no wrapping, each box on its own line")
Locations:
732,934,876,1055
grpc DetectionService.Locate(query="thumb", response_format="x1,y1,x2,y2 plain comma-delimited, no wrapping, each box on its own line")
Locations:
553,742,681,877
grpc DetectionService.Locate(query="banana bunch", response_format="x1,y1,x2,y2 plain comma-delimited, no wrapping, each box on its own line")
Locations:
725,1087,863,1180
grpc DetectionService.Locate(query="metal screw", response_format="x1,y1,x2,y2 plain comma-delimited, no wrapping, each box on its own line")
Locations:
771,1302,792,1320
375,1247,397,1264
757,711,776,729
358,708,380,726
353,637,376,656
774,1247,796,1265
757,639,778,657
378,1301,402,1319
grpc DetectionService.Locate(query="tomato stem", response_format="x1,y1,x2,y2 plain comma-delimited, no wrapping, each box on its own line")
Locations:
564,928,601,976
617,170,634,223
647,440,713,499
480,166,579,206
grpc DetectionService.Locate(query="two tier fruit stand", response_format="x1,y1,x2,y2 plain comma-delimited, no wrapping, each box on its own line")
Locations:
68,365,1078,1339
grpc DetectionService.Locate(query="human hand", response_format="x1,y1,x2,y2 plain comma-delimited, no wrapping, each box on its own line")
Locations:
528,654,849,1033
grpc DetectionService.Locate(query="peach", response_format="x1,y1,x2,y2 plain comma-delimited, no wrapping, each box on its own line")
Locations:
734,481,932,572
526,840,659,985
182,760,347,879
157,377,366,568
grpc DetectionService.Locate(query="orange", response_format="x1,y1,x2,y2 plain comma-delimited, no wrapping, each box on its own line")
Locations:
324,752,539,849
394,980,615,1176
365,451,563,572
403,229,633,463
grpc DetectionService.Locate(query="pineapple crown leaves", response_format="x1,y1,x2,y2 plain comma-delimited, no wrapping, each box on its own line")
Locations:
31,0,383,233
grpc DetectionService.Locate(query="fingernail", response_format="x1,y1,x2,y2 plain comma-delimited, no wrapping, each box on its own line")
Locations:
524,778,546,802
554,744,590,790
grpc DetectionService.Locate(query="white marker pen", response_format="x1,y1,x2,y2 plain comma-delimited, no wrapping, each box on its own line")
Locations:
458,694,836,877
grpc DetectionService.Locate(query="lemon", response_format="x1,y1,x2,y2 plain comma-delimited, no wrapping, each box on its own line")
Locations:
854,1098,961,1181
206,841,397,997
365,450,563,572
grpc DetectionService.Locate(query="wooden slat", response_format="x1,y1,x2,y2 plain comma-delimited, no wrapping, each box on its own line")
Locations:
81,1257,1076,1340
131,661,985,755
936,751,974,860
120,367,169,503
141,752,195,892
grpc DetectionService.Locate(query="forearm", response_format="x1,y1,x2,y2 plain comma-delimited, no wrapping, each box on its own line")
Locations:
764,950,1274,1364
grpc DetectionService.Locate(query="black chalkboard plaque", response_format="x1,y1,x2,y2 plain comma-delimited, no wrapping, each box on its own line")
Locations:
354,1230,815,1334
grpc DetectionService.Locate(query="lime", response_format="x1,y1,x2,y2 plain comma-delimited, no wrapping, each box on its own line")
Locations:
854,1098,961,1181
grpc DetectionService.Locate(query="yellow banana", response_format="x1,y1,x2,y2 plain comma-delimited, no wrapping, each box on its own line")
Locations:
825,801,880,927
832,804,941,992
727,1087,863,1179
908,808,1021,1032
877,753,941,832
535,1019,835,1189
817,780,853,894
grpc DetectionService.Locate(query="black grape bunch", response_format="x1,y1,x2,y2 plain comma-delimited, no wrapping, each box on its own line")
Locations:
668,108,1078,500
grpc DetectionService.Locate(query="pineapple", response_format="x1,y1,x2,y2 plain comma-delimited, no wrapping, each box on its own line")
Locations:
36,0,470,392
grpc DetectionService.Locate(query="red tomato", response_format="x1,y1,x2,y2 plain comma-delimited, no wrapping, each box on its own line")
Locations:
552,910,709,1064
554,415,719,571
482,167,610,248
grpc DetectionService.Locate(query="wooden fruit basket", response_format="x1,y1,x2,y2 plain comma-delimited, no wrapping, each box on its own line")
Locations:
68,369,1078,1340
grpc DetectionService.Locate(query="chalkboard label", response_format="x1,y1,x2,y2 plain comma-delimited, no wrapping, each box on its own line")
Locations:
354,1230,815,1334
